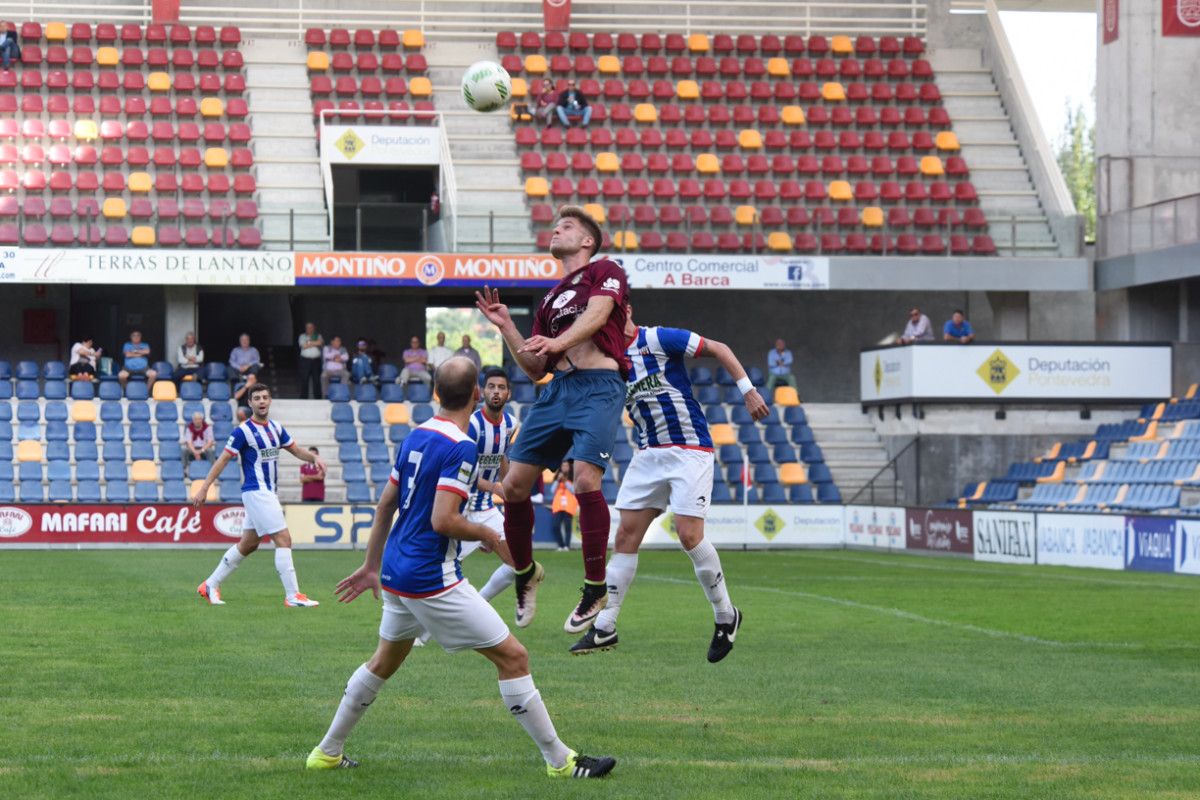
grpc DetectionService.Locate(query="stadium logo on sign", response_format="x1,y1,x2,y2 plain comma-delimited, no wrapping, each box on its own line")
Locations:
214,507,245,538
0,506,32,537
873,355,883,394
1177,0,1200,26
976,348,1020,395
755,509,785,540
334,129,366,161
415,255,446,286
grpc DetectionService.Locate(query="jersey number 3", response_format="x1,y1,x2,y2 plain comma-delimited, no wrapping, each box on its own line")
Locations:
401,450,424,510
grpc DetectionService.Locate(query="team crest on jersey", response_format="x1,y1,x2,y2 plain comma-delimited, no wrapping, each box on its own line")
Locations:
552,289,577,309
570,271,584,285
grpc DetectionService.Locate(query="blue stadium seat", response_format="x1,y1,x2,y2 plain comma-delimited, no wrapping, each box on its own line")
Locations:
704,404,728,424
163,483,187,502
411,404,434,424
773,444,798,463
48,480,72,501
0,381,11,399
0,421,11,441
732,485,758,503
365,442,390,464
765,426,790,445
816,484,842,503
722,386,744,405
129,441,154,461
381,384,404,403
70,381,95,401
389,424,411,444
104,462,128,481
761,484,787,502
153,361,174,382
219,481,241,502
358,404,382,424
15,361,37,381
0,462,12,481
99,401,122,421
758,407,781,427
209,403,233,421
74,441,98,463
43,361,66,380
207,382,232,401
158,443,179,465
16,423,40,440
737,426,762,445
180,402,204,422
379,364,399,383
0,361,10,380
370,462,391,484
76,481,102,502
715,367,735,386
334,423,358,443
102,441,126,462
125,382,149,401
731,406,756,426
156,424,180,442
338,443,363,464
800,443,824,463
783,407,807,426
0,482,14,502
98,381,122,400
43,382,67,400
160,462,184,481
808,463,833,483
0,403,9,422
213,421,234,441
346,482,372,503
155,403,178,422
127,401,151,421
186,460,209,480
204,363,228,383
690,366,714,386
47,460,71,481
789,484,814,503
180,381,203,401
718,444,743,464
19,481,44,502
46,441,70,461
754,464,779,484
747,367,766,387
406,384,432,403
331,404,354,423
105,480,130,502
342,462,366,483
747,444,772,464
362,425,385,443
724,463,746,484
711,479,732,503
696,385,721,405
74,421,97,442
16,401,38,422
18,463,40,481
613,441,634,466
76,461,100,481
46,421,69,442
791,425,815,445
355,384,378,403
327,383,350,403
134,483,160,502
128,422,152,441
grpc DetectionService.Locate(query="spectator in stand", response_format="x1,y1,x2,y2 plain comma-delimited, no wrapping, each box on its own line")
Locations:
427,331,453,372
228,333,262,380
233,372,257,419
321,335,349,396
455,334,482,370
183,411,215,462
550,460,578,552
0,22,20,71
899,307,934,345
398,335,431,386
350,339,378,385
176,331,205,383
765,338,797,396
300,446,326,503
297,322,324,399
943,310,976,344
118,330,157,389
556,79,591,128
68,337,101,380
535,83,558,127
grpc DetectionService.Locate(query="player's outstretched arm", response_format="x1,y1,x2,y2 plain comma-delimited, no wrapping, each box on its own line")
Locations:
521,295,615,359
699,338,769,421
191,450,234,507
335,481,396,603
475,286,548,381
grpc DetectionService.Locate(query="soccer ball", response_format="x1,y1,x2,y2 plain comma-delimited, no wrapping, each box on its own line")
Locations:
461,61,512,112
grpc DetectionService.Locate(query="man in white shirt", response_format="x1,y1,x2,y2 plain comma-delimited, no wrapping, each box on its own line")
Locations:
428,331,453,372
176,331,205,382
899,307,934,345
297,322,324,399
69,337,101,380
322,336,349,396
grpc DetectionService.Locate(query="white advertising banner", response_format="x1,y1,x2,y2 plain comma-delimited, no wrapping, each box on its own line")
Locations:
1035,513,1125,570
634,505,843,548
1,249,294,285
861,344,1171,403
973,511,1036,565
614,253,829,290
844,505,906,551
1176,519,1200,576
321,124,440,165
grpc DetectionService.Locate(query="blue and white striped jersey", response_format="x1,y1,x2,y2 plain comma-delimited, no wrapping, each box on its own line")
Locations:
625,326,712,450
467,408,515,512
381,416,478,597
224,418,294,493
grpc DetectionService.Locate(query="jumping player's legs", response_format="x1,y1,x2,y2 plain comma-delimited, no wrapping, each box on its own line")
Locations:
592,507,657,633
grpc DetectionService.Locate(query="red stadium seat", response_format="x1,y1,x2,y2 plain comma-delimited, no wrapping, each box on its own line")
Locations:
794,233,818,253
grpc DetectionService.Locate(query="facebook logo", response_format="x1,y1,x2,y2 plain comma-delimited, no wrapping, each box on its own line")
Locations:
786,263,809,282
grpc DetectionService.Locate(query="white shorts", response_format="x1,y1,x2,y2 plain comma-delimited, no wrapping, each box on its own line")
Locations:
616,447,714,519
241,489,288,535
378,580,510,653
459,506,505,560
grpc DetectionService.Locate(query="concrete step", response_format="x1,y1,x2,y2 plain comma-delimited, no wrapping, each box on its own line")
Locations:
241,38,305,63
250,112,317,136
928,48,987,70
257,162,323,187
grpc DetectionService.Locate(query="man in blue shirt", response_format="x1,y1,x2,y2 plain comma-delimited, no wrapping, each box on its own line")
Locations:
765,338,797,397
118,329,158,390
942,310,975,344
307,357,616,780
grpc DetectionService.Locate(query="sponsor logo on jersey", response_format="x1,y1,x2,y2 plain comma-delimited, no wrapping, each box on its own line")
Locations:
477,453,503,469
259,447,280,461
552,289,577,309
600,277,621,293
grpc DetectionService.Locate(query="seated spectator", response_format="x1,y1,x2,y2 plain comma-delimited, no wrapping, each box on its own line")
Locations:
943,310,976,344
68,337,101,380
233,372,257,418
176,331,205,382
300,447,326,503
236,406,250,423
321,335,349,395
118,330,158,388
228,333,262,380
398,335,432,385
899,307,934,345
350,339,378,385
428,331,453,371
455,334,482,370
556,79,591,128
0,22,20,71
183,411,215,462
535,84,558,127
765,338,797,395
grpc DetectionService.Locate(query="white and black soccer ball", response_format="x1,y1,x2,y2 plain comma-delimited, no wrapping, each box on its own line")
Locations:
461,60,513,113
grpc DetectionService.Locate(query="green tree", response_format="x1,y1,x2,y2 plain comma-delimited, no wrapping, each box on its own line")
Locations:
1054,101,1096,242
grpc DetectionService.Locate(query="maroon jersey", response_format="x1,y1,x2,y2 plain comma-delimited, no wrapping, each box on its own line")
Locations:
533,258,631,377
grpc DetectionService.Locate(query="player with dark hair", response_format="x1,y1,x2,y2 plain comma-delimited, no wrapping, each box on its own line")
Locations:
476,205,630,633
306,357,616,779
193,383,326,607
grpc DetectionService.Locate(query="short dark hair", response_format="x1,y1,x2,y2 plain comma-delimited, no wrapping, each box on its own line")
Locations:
308,446,319,454
435,359,478,411
953,309,964,316
248,383,272,400
482,366,508,386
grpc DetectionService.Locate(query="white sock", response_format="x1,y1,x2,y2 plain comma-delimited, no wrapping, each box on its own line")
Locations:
479,563,516,601
686,539,734,623
206,545,244,588
498,674,571,768
593,552,637,633
318,664,385,756
275,547,300,597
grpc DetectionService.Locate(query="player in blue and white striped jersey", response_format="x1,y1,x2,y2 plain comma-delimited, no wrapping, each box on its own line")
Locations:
193,382,326,607
570,304,768,662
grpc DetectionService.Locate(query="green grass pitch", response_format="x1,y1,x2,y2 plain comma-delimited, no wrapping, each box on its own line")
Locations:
2,548,1198,799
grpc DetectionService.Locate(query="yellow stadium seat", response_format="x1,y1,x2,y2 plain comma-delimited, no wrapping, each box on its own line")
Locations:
919,156,944,176
583,203,606,224
191,479,219,503
738,129,763,149
200,98,225,117
779,463,808,485
402,29,425,49
828,180,853,201
510,77,528,98
1129,420,1159,442
542,469,556,484
96,46,119,67
767,232,792,252
676,80,699,100
734,205,757,225
147,72,171,92
598,55,620,74
102,198,126,219
510,105,533,123
935,131,960,151
862,206,884,227
622,410,633,427
614,230,637,250
774,386,801,406
71,400,97,423
524,177,549,197
595,152,619,173
767,58,790,78
688,33,710,53
969,482,987,501
1186,383,1199,400
524,54,548,74
821,82,846,101
696,153,720,174
781,106,805,126
710,424,736,446
634,103,658,123
307,51,330,71
74,120,98,142
132,460,158,483
131,226,156,247
152,380,177,401
17,440,42,462
1036,461,1066,484
384,403,410,425
45,22,67,41
831,35,853,54
128,172,152,193
204,148,229,168
409,76,433,97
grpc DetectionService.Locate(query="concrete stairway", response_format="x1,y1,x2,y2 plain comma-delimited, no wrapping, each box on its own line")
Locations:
268,400,345,503
802,403,899,501
929,48,1059,257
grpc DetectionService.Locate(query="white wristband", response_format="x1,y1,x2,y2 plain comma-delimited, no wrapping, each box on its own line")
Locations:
736,377,754,396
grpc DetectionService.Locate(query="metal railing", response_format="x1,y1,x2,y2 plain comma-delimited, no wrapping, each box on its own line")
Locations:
332,201,437,251
847,435,918,506
1097,192,1200,261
